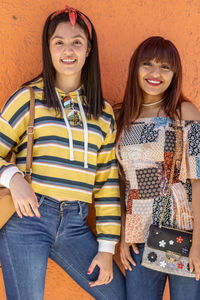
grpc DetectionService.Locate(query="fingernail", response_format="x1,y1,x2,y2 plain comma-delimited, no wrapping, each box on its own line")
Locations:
87,270,91,274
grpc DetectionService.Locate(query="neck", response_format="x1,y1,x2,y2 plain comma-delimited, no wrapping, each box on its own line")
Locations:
55,73,81,94
142,98,164,107
142,91,164,104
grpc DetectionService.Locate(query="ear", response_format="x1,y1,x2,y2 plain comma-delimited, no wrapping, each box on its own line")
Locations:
86,46,91,57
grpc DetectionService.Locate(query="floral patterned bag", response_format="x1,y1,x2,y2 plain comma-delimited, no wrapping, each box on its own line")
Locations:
141,224,195,277
141,123,195,277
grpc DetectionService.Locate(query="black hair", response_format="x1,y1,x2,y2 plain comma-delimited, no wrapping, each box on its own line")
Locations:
24,11,104,118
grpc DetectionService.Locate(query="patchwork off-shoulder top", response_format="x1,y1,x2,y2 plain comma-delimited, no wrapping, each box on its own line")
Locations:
116,117,200,243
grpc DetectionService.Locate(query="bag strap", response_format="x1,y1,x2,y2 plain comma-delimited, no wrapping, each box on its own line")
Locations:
23,86,35,183
159,121,178,227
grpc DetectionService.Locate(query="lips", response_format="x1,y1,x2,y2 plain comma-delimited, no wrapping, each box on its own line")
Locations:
145,79,162,86
61,58,76,65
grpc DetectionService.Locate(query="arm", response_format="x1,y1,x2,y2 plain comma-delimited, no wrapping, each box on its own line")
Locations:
189,179,200,280
181,101,200,279
119,168,139,271
88,110,121,286
0,88,39,218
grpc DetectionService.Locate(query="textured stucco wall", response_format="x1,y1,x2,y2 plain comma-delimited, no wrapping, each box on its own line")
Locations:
1,0,200,299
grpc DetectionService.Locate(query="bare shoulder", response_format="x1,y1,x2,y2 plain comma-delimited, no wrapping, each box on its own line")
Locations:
181,101,200,121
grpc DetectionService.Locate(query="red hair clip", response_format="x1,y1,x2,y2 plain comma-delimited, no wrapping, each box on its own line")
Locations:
50,5,92,40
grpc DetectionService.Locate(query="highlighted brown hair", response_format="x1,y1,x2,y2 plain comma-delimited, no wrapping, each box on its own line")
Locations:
116,36,187,141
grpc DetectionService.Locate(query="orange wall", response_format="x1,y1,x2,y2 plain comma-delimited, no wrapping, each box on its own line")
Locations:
1,1,200,299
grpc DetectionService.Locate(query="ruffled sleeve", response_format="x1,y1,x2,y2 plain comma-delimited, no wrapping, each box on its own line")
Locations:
179,121,200,182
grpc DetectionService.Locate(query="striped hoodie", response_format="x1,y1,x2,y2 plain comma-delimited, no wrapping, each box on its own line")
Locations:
0,78,121,253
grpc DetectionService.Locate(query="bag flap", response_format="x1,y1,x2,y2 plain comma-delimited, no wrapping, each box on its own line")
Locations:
147,224,192,257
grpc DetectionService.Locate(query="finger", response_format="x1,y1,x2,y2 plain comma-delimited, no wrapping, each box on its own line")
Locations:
87,259,96,275
23,203,34,217
132,243,139,254
120,251,130,270
123,248,136,267
27,193,40,217
103,276,112,285
30,198,40,218
121,255,135,271
89,267,110,287
194,264,200,281
14,204,23,219
31,205,40,218
105,274,113,285
189,257,194,273
126,252,136,267
89,274,106,287
19,204,29,217
32,193,40,208
120,251,131,270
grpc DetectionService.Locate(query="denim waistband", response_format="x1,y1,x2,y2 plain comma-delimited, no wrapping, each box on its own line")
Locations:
36,193,83,209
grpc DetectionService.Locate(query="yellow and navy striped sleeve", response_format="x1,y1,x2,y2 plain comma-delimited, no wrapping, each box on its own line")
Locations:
94,104,121,252
0,87,30,177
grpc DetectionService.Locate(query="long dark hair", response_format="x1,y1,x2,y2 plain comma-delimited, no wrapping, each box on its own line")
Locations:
25,10,104,118
117,36,187,141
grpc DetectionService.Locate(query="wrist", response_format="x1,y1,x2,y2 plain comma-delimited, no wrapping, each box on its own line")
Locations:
98,240,116,254
10,172,24,188
98,251,113,257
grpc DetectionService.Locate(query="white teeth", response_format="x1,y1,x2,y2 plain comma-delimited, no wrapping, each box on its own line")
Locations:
147,79,161,84
62,59,75,63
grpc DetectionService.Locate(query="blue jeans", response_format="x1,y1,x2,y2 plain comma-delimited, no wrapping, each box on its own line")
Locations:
0,194,126,300
126,244,200,300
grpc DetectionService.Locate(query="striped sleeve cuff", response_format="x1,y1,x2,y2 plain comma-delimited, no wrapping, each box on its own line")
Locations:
0,166,24,188
98,240,116,254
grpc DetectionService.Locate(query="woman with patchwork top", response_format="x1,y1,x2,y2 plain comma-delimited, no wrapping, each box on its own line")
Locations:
116,36,200,300
0,5,126,300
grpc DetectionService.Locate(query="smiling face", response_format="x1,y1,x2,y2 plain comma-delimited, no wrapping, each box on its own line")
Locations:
49,22,89,88
138,59,174,102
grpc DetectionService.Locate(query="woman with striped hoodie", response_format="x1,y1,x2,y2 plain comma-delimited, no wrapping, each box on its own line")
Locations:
0,5,125,300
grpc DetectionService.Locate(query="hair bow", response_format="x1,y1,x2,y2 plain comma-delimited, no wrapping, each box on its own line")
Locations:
50,5,92,40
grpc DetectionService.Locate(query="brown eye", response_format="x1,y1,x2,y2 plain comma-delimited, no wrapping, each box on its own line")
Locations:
73,40,82,45
55,40,63,45
161,64,170,70
143,62,152,66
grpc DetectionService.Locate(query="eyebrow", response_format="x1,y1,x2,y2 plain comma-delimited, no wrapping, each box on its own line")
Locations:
51,34,85,40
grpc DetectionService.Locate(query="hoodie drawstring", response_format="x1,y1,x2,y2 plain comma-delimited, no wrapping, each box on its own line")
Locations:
56,89,88,168
77,94,88,168
56,90,74,161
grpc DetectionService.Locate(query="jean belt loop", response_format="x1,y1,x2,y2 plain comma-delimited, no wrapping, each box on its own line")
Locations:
78,201,83,217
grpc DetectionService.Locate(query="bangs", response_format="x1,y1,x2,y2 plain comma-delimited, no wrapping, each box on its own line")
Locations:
48,13,90,41
139,37,180,72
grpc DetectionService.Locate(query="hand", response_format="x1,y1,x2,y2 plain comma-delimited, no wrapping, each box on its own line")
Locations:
189,244,200,280
9,173,40,219
87,252,113,287
120,235,139,271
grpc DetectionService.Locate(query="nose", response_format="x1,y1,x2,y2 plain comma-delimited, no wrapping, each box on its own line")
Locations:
150,65,160,77
63,43,73,55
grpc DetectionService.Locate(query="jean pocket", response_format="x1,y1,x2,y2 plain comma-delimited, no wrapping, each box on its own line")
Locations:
36,194,45,207
78,201,88,220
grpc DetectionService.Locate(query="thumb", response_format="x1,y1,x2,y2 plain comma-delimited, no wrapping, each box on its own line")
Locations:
87,258,97,275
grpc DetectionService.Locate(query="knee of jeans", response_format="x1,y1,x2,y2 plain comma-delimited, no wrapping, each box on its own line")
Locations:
78,201,88,219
